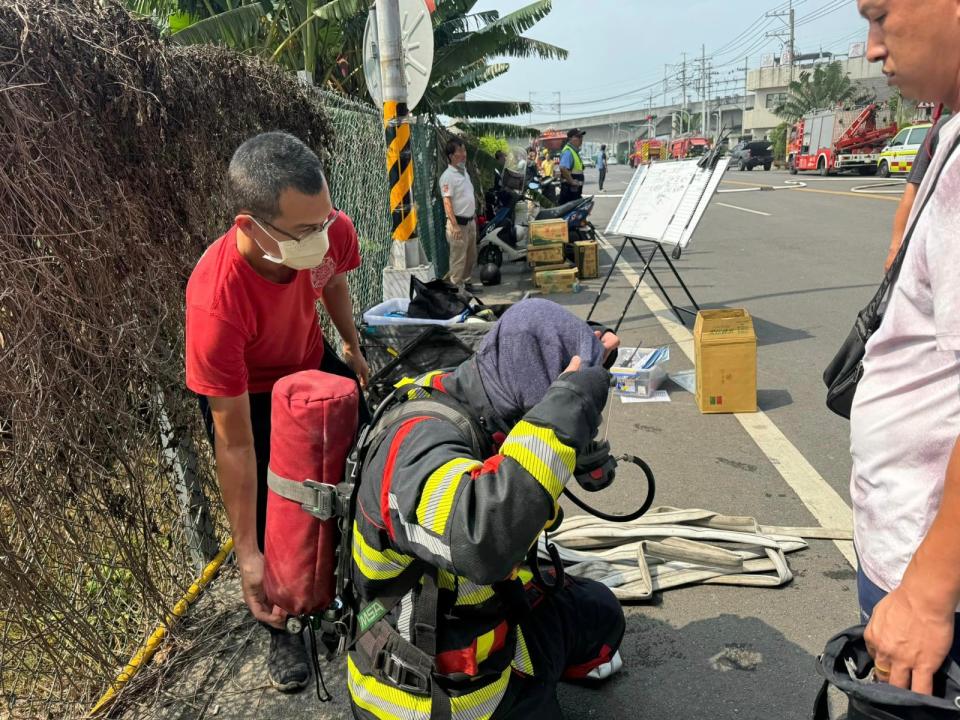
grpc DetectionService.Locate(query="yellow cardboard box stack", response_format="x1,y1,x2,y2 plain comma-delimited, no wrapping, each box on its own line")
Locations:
694,308,757,414
574,241,599,279
536,268,579,294
527,219,567,266
529,219,568,245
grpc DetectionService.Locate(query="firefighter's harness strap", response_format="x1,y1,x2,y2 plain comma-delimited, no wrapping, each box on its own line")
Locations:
267,470,353,521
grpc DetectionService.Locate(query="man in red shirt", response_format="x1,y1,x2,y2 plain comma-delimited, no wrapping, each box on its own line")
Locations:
186,131,370,692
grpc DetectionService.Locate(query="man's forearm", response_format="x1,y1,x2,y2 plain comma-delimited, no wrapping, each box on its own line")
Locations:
321,276,360,349
902,435,960,612
888,184,917,265
443,197,458,225
215,443,260,560
560,168,574,184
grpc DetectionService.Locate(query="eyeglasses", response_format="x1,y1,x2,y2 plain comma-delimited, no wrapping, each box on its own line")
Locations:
253,207,339,242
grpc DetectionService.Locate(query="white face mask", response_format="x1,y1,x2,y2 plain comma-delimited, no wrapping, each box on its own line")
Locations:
251,217,331,271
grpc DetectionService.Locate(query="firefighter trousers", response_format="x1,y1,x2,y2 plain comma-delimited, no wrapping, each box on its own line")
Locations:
349,576,624,720
491,575,625,719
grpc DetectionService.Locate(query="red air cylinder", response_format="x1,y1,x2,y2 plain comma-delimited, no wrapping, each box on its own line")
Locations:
263,370,359,617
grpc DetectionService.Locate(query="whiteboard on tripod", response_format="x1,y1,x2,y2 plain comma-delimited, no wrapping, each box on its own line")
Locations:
604,156,730,248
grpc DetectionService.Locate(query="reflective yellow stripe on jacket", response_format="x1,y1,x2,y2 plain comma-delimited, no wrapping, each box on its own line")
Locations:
500,421,576,501
352,523,413,582
348,655,512,720
416,458,481,535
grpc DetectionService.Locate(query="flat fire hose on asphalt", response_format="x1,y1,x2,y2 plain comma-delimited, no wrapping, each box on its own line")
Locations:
539,507,852,602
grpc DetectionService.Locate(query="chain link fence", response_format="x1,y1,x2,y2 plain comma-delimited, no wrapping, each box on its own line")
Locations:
0,0,449,717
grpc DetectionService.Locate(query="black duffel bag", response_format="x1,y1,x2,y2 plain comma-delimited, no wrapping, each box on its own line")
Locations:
407,277,476,321
814,625,960,719
823,134,960,419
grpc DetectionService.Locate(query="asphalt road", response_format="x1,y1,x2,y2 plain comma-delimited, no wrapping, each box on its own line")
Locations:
147,163,904,720
545,162,901,719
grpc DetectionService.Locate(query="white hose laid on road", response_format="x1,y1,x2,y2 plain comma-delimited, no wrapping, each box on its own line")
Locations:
540,506,852,602
717,180,807,193
849,179,907,195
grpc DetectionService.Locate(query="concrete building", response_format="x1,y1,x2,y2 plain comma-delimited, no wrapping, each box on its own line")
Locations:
744,54,891,139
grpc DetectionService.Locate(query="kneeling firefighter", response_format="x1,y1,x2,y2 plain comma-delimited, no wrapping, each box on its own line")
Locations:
348,299,625,720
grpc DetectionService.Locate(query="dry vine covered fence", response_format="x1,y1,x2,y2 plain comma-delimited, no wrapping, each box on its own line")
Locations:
0,0,393,715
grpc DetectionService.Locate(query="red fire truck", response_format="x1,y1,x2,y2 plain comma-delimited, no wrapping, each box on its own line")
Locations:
629,139,667,167
533,129,567,155
669,135,711,160
787,103,898,176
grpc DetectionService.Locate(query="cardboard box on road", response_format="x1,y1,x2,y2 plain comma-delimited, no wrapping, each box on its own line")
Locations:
527,242,565,265
694,308,757,414
536,267,578,294
529,219,568,245
574,241,599,279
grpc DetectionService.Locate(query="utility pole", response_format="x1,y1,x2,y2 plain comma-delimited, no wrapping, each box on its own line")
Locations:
681,52,688,117
767,0,796,82
554,91,561,124
701,44,707,138
739,56,749,138
528,91,533,126
663,64,669,106
376,0,421,268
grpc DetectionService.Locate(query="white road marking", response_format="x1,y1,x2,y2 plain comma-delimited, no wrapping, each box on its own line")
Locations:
595,232,856,567
594,194,625,199
715,202,772,217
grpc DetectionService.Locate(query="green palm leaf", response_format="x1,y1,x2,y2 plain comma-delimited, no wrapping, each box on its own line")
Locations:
454,120,539,138
170,3,264,47
435,63,509,100
440,100,531,119
312,0,367,22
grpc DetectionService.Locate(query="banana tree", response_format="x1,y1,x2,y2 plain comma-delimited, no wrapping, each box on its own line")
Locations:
774,61,874,122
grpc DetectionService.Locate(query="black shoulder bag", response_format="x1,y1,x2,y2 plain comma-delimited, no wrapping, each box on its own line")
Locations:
823,134,960,419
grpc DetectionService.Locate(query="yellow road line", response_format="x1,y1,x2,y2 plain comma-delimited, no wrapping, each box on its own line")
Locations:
595,234,856,567
794,187,900,202
721,178,900,201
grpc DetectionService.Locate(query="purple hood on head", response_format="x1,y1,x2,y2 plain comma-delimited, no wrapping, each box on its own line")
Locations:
475,299,604,422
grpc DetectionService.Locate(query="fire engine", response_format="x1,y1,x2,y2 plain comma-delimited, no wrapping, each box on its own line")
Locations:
668,135,712,160
787,103,898,176
533,129,567,155
629,139,667,167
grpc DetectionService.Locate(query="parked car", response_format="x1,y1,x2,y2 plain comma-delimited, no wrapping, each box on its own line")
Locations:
729,139,774,171
582,155,596,169
607,155,618,165
876,122,932,177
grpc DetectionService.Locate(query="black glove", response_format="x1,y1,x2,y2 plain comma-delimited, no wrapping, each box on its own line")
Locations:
587,322,619,369
574,440,617,492
525,365,611,454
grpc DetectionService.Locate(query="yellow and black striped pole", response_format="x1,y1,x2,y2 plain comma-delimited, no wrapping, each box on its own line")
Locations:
384,99,418,242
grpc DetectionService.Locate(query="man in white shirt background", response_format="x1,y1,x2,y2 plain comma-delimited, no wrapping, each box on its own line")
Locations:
850,0,960,695
439,138,479,292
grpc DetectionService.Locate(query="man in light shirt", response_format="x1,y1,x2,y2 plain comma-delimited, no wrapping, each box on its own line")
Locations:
850,0,960,695
439,137,478,292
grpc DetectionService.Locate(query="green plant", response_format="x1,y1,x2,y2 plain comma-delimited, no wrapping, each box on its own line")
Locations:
774,61,874,122
769,121,789,162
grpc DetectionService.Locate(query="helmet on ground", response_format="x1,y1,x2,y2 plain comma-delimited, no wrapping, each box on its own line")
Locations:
480,263,501,286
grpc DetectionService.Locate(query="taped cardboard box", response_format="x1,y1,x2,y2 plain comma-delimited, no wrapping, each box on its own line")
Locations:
527,242,565,265
532,262,574,288
694,308,757,414
574,241,599,279
529,219,568,245
536,268,578,294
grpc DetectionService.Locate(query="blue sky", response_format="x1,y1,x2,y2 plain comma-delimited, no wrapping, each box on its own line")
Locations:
467,0,869,123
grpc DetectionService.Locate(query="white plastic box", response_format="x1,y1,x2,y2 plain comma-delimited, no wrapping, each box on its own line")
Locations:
611,347,670,398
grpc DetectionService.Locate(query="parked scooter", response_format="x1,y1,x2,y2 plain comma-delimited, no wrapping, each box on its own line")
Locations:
477,183,596,267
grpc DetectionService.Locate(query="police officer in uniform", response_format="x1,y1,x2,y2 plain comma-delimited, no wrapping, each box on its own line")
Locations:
558,128,586,205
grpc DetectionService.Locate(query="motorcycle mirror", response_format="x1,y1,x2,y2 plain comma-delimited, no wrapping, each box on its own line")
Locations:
528,182,540,191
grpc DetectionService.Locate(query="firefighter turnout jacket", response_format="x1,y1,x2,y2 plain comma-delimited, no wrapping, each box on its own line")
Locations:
347,356,610,720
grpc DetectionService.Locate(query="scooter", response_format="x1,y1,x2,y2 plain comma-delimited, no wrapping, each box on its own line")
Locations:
478,184,596,267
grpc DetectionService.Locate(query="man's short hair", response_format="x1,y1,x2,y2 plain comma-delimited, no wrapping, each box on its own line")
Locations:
228,131,326,219
445,137,465,162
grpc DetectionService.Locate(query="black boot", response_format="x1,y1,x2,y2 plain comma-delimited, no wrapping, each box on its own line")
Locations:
267,628,310,693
